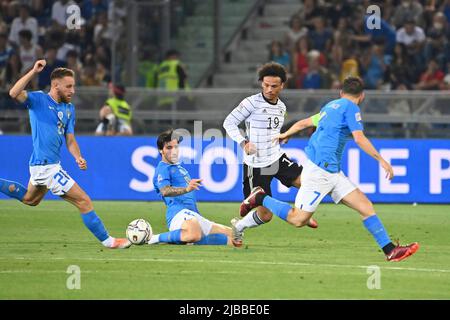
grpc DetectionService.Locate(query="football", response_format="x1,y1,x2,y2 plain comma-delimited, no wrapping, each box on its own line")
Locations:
126,219,152,245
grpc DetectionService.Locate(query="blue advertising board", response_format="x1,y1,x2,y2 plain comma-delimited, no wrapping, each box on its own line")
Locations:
0,136,449,203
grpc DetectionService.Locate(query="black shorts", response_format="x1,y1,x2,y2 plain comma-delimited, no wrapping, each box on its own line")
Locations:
243,153,303,198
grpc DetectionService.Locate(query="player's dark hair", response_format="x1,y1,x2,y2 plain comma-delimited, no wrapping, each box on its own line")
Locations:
342,77,364,96
50,68,75,80
258,62,287,83
157,129,183,150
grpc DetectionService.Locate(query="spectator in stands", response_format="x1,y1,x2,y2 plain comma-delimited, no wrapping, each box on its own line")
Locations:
0,32,15,88
300,50,332,89
440,62,450,90
423,28,449,72
326,0,352,29
339,50,360,84
414,58,445,90
81,0,108,22
292,36,327,88
80,58,102,86
396,18,426,58
138,48,158,88
268,40,291,72
18,29,43,75
297,0,324,29
351,14,397,56
284,15,308,53
93,11,113,46
95,83,133,136
8,4,38,47
38,46,65,90
65,49,82,83
308,16,333,52
361,43,388,89
389,43,419,89
56,31,81,63
156,49,188,108
392,0,424,28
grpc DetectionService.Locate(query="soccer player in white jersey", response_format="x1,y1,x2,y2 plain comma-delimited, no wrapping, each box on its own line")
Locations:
241,77,419,262
0,60,131,249
223,62,317,243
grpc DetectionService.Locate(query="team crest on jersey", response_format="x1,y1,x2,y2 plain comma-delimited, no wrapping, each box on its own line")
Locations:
157,174,163,183
57,111,64,120
355,112,362,122
67,111,71,119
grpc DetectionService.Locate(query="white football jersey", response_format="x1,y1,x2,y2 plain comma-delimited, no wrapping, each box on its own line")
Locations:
223,93,286,168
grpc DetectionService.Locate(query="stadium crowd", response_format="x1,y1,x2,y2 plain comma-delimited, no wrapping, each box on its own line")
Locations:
266,0,450,90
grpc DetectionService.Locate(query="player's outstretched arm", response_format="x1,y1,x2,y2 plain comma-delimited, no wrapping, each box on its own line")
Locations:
160,179,202,197
276,115,315,143
352,130,394,180
9,59,46,103
66,133,87,170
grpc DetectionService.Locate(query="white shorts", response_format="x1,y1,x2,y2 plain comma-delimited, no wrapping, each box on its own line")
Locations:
29,163,75,196
295,160,357,212
169,209,214,236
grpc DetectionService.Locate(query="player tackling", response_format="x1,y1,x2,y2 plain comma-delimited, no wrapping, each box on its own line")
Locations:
240,77,419,262
0,59,131,249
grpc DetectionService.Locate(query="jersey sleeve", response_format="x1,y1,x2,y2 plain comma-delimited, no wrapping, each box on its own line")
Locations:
310,113,321,127
223,98,256,145
66,105,76,134
155,166,172,191
24,91,42,109
345,104,364,132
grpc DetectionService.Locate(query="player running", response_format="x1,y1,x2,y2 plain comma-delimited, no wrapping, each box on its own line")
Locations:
0,60,131,249
149,129,241,247
223,62,317,243
240,77,419,262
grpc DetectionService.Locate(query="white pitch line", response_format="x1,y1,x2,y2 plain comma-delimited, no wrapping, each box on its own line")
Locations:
4,256,450,274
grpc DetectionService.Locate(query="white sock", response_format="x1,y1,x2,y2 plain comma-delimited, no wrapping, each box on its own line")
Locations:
101,236,115,248
148,234,160,244
235,210,265,232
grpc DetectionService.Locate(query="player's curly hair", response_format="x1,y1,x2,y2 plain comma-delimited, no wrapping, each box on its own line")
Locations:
157,129,183,150
258,62,287,83
342,77,364,96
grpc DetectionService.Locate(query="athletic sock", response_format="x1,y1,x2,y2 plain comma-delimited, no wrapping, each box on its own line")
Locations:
148,234,160,244
80,210,109,242
158,229,183,244
235,209,265,232
261,196,291,221
363,214,393,253
0,178,27,201
194,234,228,245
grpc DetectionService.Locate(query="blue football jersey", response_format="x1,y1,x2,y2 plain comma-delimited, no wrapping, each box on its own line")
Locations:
153,161,199,227
25,91,75,166
305,97,364,173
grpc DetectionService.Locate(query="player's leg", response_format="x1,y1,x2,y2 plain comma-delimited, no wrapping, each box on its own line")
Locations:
338,174,419,261
275,154,318,228
204,222,240,247
149,209,202,245
232,165,274,238
54,168,130,249
0,178,47,205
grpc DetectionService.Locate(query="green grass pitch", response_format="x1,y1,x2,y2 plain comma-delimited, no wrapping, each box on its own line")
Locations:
0,200,449,299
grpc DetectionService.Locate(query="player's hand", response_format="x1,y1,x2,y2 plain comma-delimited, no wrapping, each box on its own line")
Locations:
274,133,289,145
380,159,394,180
76,157,87,170
32,60,46,73
243,141,256,155
186,178,202,192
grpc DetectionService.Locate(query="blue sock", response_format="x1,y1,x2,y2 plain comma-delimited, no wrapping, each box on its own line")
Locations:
0,178,27,201
262,196,291,221
194,234,228,245
81,210,109,242
363,215,392,249
159,229,183,244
